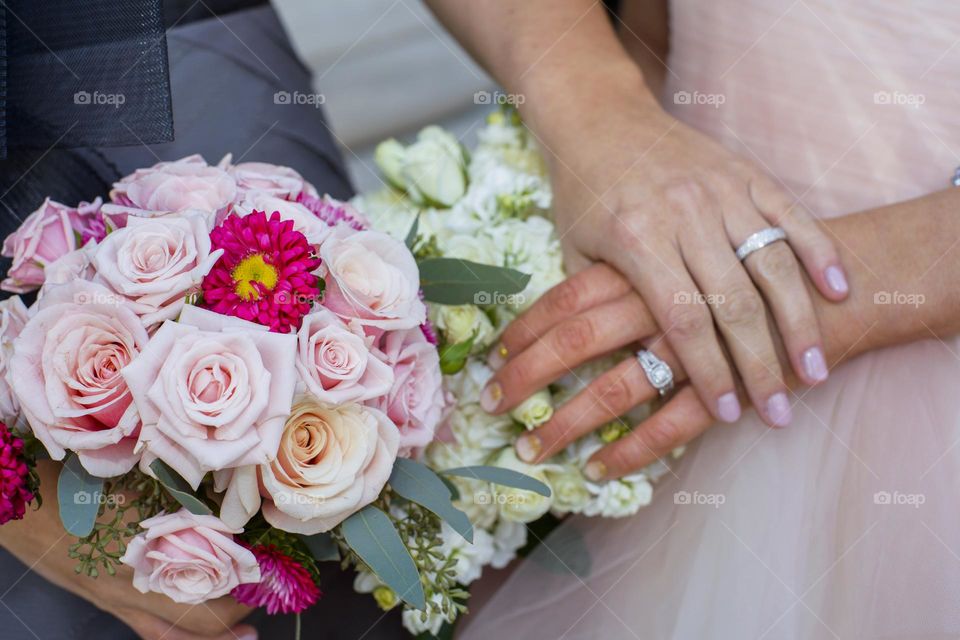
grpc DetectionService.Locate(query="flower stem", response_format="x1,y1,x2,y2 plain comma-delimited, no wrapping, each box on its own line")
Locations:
294,612,302,640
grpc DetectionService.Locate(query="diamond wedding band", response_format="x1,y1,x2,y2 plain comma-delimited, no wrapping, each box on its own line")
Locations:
636,349,674,398
735,227,787,261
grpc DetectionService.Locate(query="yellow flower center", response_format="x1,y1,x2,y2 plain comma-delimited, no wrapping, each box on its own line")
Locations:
232,253,278,301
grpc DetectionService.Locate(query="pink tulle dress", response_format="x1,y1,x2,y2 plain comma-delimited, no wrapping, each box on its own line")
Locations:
462,1,960,637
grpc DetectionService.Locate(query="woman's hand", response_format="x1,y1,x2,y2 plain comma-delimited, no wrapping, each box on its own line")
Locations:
0,460,256,640
536,91,848,429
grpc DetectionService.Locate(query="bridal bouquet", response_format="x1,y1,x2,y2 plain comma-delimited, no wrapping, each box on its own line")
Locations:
0,153,543,633
355,109,677,635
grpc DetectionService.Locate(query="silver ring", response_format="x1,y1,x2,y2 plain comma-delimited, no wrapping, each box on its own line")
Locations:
636,349,674,398
735,227,787,261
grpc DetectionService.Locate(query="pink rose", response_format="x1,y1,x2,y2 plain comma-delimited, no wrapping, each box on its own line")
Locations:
230,192,332,246
122,305,297,488
295,308,393,405
1,197,104,293
0,296,29,421
320,227,426,332
220,399,399,534
121,509,260,605
103,155,237,228
218,155,318,200
92,212,223,328
374,328,445,452
10,280,148,476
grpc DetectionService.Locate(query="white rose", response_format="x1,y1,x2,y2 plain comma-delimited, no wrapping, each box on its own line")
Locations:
91,212,222,327
402,127,467,207
424,440,489,471
448,475,498,530
582,476,653,518
492,448,552,523
509,389,554,430
545,464,591,515
444,360,494,402
437,232,501,266
373,139,407,190
433,304,494,348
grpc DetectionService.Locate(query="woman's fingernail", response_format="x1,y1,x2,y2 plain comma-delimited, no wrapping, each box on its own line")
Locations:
803,347,829,382
825,265,848,295
766,392,792,427
238,633,258,640
717,392,742,423
488,343,508,370
584,460,607,482
516,433,541,462
480,382,502,413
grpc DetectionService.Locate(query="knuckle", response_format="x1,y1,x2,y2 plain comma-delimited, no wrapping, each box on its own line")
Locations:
662,178,707,211
665,302,711,339
753,244,800,282
546,277,586,316
552,316,596,354
642,415,685,452
715,285,764,326
596,371,639,414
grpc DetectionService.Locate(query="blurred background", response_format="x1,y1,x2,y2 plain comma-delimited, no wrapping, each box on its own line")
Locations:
273,0,496,193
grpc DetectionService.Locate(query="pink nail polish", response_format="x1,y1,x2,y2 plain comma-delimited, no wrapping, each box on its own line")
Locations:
480,382,502,413
488,344,508,370
766,392,792,427
825,265,848,295
516,434,541,462
717,392,742,423
803,347,829,382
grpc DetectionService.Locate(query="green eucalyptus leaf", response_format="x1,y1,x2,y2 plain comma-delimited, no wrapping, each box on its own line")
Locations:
442,465,551,497
57,455,104,538
404,212,420,249
341,506,425,609
389,458,473,542
149,460,212,515
417,258,530,305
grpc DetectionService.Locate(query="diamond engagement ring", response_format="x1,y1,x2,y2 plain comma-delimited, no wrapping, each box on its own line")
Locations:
636,349,674,398
735,227,787,261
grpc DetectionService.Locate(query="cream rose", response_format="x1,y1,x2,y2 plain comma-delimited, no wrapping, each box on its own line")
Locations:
319,227,426,332
92,212,223,327
120,509,260,605
0,296,29,421
492,449,553,523
221,400,399,534
103,154,237,227
122,305,297,488
295,309,393,405
10,280,148,476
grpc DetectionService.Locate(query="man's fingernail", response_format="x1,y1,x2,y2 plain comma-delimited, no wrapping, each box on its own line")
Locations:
825,265,848,295
480,382,502,413
488,344,508,370
717,392,741,423
766,392,792,427
516,433,541,462
584,460,607,482
802,347,828,382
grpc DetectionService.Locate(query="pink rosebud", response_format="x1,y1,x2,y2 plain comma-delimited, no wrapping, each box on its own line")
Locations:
1,197,103,293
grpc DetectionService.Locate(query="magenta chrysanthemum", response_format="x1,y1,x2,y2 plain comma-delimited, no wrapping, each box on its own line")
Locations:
297,193,368,231
0,422,34,525
231,544,321,614
202,210,321,332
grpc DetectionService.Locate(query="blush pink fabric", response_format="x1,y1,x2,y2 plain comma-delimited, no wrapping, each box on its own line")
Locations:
462,2,960,638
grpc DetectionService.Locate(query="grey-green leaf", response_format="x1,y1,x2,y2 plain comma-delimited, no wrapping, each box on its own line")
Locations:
389,458,473,542
300,532,339,562
442,465,551,497
57,455,104,537
341,506,425,610
417,258,530,305
149,459,212,515
404,212,420,249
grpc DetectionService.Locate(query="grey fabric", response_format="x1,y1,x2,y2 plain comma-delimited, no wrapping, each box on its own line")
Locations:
0,5,405,639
